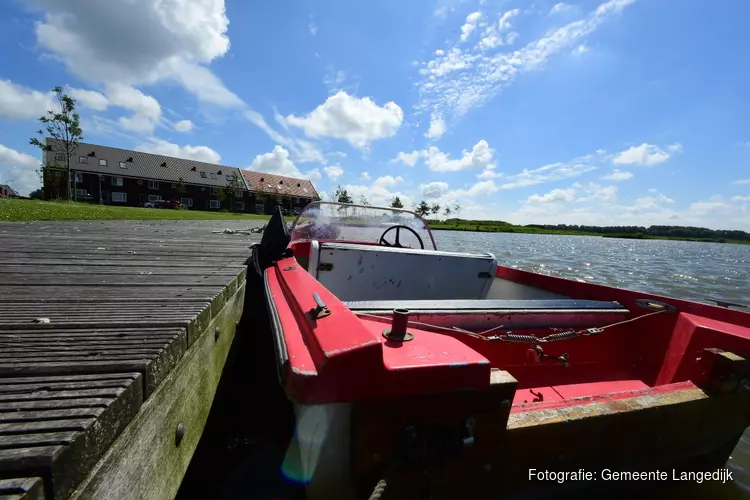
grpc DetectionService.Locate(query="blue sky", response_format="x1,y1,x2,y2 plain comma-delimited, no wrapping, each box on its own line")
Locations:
1,0,749,229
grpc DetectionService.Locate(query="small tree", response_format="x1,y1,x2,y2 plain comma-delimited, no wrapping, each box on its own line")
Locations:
452,202,462,218
29,188,44,200
359,195,371,206
415,200,431,217
29,86,83,201
334,185,353,203
430,203,441,217
390,196,404,209
221,173,244,212
444,206,452,217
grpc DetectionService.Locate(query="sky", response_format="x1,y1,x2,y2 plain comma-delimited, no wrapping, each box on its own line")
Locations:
1,0,749,230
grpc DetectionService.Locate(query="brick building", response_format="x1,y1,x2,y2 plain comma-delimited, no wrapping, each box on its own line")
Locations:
43,139,319,214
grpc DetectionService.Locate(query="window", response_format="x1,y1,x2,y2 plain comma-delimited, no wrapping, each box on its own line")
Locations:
210,187,218,195
210,200,220,209
75,172,83,183
112,192,127,203
55,153,65,161
235,190,243,198
148,180,159,190
180,197,193,207
78,156,89,164
99,159,107,166
276,195,282,203
210,173,217,179
255,203,265,214
200,171,207,178
111,177,123,187
75,189,87,197
148,195,162,202
235,202,245,211
119,162,128,169
293,197,299,204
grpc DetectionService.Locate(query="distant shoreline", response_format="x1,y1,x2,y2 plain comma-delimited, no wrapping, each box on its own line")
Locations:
429,224,750,245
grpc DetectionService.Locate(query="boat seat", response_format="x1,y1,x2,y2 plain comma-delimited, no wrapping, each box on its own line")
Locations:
310,242,498,302
345,299,630,330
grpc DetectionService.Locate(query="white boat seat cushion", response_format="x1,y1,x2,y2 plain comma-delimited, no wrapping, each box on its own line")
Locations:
310,242,498,301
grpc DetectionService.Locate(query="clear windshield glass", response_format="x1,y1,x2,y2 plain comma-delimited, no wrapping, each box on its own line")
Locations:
290,202,437,250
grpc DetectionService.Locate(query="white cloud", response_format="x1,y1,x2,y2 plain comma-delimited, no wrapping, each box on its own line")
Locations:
460,11,482,42
106,84,162,134
602,169,633,181
416,0,635,122
174,119,194,132
323,68,348,94
451,180,499,197
733,179,750,185
575,183,618,203
324,165,344,180
435,49,445,56
309,15,318,36
420,181,450,198
550,2,572,14
392,150,422,167
425,114,446,140
500,151,603,189
424,139,495,172
612,143,672,166
667,142,683,153
248,146,322,181
283,91,404,149
361,171,371,180
434,6,452,18
341,182,414,209
527,187,576,203
731,195,750,202
0,144,41,196
374,175,404,189
573,44,589,55
68,87,109,111
0,80,54,119
477,168,499,179
137,139,221,163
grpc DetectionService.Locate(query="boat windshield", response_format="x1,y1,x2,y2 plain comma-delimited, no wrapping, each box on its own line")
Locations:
290,201,437,250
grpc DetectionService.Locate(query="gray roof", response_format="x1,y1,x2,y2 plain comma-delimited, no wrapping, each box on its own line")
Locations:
45,139,250,190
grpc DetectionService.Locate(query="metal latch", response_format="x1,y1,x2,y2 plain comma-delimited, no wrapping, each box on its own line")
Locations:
310,292,331,319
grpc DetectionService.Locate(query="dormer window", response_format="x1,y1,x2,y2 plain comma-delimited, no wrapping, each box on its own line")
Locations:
191,166,197,171
160,162,167,167
126,157,133,162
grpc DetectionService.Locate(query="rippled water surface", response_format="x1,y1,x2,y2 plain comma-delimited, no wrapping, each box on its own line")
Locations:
434,231,750,305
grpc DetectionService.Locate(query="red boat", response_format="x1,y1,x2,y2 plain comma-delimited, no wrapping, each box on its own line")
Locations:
248,202,750,499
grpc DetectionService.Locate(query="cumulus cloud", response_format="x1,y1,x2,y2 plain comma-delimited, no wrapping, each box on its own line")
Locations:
733,179,750,185
550,2,572,14
425,114,446,140
424,140,495,172
361,171,371,180
0,144,41,196
374,175,403,189
174,120,194,132
460,11,482,42
324,165,344,180
477,169,499,179
106,84,162,134
420,181,450,198
248,146,322,181
0,80,54,119
500,151,604,189
67,87,109,111
392,150,422,167
283,92,403,149
527,187,577,203
136,139,221,164
613,143,673,166
602,169,633,181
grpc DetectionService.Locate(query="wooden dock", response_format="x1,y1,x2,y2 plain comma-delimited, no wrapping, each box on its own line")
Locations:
0,220,262,500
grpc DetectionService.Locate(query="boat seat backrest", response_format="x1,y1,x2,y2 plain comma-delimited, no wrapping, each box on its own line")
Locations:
309,242,498,301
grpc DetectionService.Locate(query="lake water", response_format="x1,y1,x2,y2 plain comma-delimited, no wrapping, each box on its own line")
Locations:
434,231,750,306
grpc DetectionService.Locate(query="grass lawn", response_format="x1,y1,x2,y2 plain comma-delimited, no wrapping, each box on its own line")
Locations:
0,198,293,222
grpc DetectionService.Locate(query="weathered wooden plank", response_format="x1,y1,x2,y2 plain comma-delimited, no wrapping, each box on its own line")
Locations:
1,259,244,268
0,374,143,500
0,274,234,286
0,286,225,300
0,328,186,397
0,266,241,276
70,284,245,500
0,477,46,500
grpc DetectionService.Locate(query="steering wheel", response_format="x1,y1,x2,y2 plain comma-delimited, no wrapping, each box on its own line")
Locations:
378,225,424,249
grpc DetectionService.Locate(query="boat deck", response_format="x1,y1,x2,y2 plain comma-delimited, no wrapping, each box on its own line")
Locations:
0,220,261,500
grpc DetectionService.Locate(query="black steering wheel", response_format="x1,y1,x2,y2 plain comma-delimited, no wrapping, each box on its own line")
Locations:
378,225,424,249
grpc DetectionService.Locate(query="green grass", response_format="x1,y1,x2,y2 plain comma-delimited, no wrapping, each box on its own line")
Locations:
0,198,292,222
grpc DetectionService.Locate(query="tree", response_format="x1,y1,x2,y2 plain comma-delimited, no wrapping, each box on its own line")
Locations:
452,202,462,218
444,206,452,217
334,185,353,203
415,200,431,217
221,173,244,212
29,86,83,201
359,195,371,205
431,203,441,217
390,196,404,209
29,188,44,200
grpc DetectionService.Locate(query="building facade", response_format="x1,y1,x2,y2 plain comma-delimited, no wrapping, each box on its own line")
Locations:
43,139,319,213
